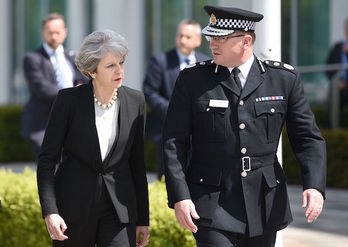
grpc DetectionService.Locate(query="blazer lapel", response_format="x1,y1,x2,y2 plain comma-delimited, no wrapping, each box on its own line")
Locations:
240,59,265,99
85,82,104,167
39,46,57,84
167,50,181,91
218,66,241,96
103,86,128,166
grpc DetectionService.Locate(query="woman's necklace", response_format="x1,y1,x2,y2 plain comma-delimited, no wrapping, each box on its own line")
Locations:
94,88,118,110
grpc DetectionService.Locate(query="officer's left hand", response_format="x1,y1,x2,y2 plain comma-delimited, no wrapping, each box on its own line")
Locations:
302,188,324,223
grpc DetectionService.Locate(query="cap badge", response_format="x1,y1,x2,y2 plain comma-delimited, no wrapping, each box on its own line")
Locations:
210,13,217,26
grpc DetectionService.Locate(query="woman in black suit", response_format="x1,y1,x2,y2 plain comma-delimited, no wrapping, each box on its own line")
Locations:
37,30,150,247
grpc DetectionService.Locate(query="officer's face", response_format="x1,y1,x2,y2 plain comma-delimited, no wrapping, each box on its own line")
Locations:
209,34,251,67
90,52,125,90
176,24,202,56
42,19,67,50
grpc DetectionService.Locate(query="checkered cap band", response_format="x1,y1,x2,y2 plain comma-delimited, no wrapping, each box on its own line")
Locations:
216,18,255,31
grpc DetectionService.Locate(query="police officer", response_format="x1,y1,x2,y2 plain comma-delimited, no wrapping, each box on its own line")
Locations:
163,5,326,247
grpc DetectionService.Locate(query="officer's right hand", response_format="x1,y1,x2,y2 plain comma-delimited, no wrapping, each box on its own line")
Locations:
174,199,200,233
44,213,68,241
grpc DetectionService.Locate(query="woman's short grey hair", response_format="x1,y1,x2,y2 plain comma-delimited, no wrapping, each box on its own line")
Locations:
75,29,128,78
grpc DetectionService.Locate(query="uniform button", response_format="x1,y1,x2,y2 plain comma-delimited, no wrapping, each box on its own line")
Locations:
239,123,246,130
200,178,204,182
206,107,210,112
241,148,247,154
270,108,275,113
239,100,244,106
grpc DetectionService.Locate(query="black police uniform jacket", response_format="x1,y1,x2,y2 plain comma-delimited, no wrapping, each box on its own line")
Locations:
163,57,326,237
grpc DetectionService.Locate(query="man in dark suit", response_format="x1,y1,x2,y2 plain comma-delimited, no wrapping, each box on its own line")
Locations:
163,6,326,247
143,19,209,179
326,18,348,110
21,13,86,160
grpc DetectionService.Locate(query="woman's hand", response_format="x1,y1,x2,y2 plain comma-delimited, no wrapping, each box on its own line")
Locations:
44,213,68,241
136,226,150,247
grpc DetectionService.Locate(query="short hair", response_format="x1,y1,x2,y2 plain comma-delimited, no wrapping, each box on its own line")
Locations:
75,30,128,78
177,19,202,36
233,30,256,44
42,13,65,28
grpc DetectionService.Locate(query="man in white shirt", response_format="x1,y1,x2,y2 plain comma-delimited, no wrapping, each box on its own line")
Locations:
21,13,87,160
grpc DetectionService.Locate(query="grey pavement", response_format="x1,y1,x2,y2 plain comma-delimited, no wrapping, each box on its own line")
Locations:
1,163,348,246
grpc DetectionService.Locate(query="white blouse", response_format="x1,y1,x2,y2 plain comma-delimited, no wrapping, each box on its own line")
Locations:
94,99,120,161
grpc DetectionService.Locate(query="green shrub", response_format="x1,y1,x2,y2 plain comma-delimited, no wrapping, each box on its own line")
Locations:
0,168,50,247
0,105,34,162
283,128,348,189
1,105,348,188
0,169,195,247
148,180,195,247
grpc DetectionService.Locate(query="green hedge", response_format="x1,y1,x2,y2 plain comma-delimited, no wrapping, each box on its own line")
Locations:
0,105,158,171
0,169,194,247
0,106,34,162
283,128,348,189
1,105,348,189
0,168,50,246
149,179,195,247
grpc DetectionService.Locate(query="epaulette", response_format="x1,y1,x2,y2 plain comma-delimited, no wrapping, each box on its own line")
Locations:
262,59,296,74
182,59,214,72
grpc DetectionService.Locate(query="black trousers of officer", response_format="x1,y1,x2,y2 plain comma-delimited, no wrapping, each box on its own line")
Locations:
53,177,136,247
194,226,276,247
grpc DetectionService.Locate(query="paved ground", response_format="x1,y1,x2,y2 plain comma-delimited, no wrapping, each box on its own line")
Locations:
1,163,348,247
281,185,348,247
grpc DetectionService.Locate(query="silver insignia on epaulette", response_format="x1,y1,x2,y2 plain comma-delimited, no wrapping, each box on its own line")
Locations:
200,61,206,65
186,63,196,68
283,63,294,70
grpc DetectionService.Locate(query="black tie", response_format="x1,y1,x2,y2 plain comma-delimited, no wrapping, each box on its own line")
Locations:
232,67,242,91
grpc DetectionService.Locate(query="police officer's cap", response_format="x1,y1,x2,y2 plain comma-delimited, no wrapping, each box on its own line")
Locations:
202,5,264,37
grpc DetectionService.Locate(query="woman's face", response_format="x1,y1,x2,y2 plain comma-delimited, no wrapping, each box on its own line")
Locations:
92,52,125,89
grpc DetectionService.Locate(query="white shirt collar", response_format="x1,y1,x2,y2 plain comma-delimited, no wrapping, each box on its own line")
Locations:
43,42,64,56
176,49,196,64
237,55,254,80
228,55,254,79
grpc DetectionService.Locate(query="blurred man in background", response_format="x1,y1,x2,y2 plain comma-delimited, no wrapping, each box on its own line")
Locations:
326,18,348,111
143,19,209,179
21,13,86,160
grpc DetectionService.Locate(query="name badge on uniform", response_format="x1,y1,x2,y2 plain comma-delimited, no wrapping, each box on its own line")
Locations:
209,99,229,108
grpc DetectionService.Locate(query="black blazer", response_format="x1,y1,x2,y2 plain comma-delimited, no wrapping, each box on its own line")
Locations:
326,41,348,80
21,45,87,139
163,57,326,237
37,82,149,226
143,48,209,138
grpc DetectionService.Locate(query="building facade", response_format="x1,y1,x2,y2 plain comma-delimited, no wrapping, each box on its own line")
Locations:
0,0,347,105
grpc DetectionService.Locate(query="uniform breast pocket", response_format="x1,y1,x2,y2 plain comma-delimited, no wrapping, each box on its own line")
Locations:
254,101,286,143
194,101,227,142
